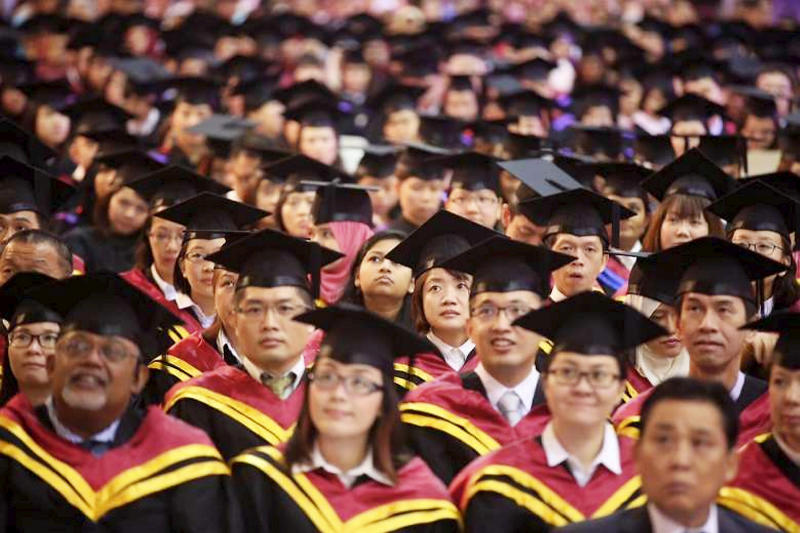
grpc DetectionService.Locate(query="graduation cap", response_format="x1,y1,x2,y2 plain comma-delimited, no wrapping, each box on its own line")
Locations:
0,272,61,330
396,143,450,181
519,187,635,248
82,129,141,157
641,147,735,201
742,311,800,370
734,85,778,118
301,180,374,227
384,210,500,276
0,156,74,217
0,119,56,166
295,303,435,375
391,44,442,79
0,57,34,87
707,179,800,238
499,90,552,117
584,161,651,199
634,134,675,168
93,150,165,185
283,98,343,128
570,85,621,119
163,76,221,109
469,120,510,151
626,255,681,306
265,154,353,185
27,273,176,358
367,83,424,114
185,114,254,159
272,80,338,108
696,134,747,171
645,236,787,306
154,192,267,240
19,14,71,35
505,133,549,159
439,235,574,297
231,76,280,112
355,145,399,179
737,172,800,203
205,228,343,299
126,165,230,210
17,79,75,108
433,151,501,194
499,157,583,203
507,57,556,82
418,115,466,149
446,75,476,95
658,93,726,123
513,291,667,358
570,125,628,160
61,98,132,135
216,55,274,83
232,133,291,163
110,57,172,87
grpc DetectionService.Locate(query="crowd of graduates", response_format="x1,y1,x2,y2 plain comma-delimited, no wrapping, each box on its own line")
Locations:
0,0,799,531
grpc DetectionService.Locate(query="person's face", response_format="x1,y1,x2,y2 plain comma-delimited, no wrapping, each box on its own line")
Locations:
87,57,114,91
605,193,648,244
249,100,285,138
444,90,479,122
397,177,444,226
467,290,543,372
359,175,399,219
741,115,776,150
678,293,750,373
544,352,625,427
310,223,341,254
294,64,326,83
124,25,152,56
770,364,800,447
213,269,239,334
756,72,793,117
643,87,667,115
670,121,706,157
107,187,148,236
35,105,70,147
730,229,787,263
580,105,615,127
309,357,384,441
499,171,520,204
342,63,371,95
69,135,99,169
171,101,213,149
0,240,69,284
281,191,315,238
298,126,338,166
234,286,313,370
7,322,59,391
231,150,262,182
637,399,738,525
383,109,420,144
660,208,709,250
422,268,472,336
48,330,147,413
504,212,546,246
644,303,683,358
255,179,282,215
445,188,500,229
355,238,412,302
550,234,608,297
620,78,643,116
1,87,27,116
147,217,185,278
510,115,547,137
684,77,724,105
94,168,119,201
180,238,226,303
0,210,40,244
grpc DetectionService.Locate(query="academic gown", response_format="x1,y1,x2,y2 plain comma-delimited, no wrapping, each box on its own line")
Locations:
231,445,461,533
449,435,642,532
597,255,630,298
401,370,550,484
386,216,419,235
394,349,479,396
720,433,800,532
619,367,654,405
120,268,203,335
0,395,236,532
612,374,771,447
164,365,307,461
62,226,139,273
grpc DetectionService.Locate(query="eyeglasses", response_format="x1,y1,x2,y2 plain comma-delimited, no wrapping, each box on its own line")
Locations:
149,231,184,244
545,367,621,388
309,370,382,396
236,302,310,321
184,251,213,264
58,332,135,363
733,241,783,256
471,304,531,322
9,331,58,349
448,193,498,208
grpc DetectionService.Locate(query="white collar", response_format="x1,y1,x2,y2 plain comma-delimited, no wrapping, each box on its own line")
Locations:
216,328,241,364
762,296,775,317
474,362,539,414
648,502,718,533
541,422,622,487
242,354,306,392
292,444,394,489
426,331,475,371
549,285,569,302
127,107,160,135
774,433,800,466
150,264,177,302
174,292,215,328
45,397,120,445
618,241,641,271
730,371,746,403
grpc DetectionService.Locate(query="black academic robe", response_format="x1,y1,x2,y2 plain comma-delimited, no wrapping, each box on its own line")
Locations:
164,365,307,461
401,370,549,484
450,434,642,532
386,216,419,235
231,445,461,533
62,226,139,273
0,394,237,532
554,504,774,533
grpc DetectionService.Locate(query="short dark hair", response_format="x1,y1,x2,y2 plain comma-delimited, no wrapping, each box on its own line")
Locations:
640,377,739,450
5,229,72,277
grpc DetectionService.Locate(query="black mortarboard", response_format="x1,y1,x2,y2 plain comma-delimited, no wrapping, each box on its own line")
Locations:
738,172,800,203
418,115,466,149
232,76,280,112
19,14,70,35
82,129,141,157
434,151,501,194
355,145,399,179
507,57,556,81
446,75,476,94
626,255,680,306
641,148,735,201
126,165,230,210
646,236,787,305
165,76,221,108
0,156,74,216
396,143,450,181
205,228,342,299
659,93,726,123
0,119,56,166
0,57,34,87
233,133,291,163
391,44,441,78
634,134,675,168
742,311,800,370
154,192,267,240
0,272,61,329
585,161,650,199
384,210,499,276
185,114,254,159
265,154,353,185
498,158,584,202
367,83,424,114
28,273,175,357
62,98,132,135
295,303,435,375
302,181,374,226
110,57,172,87
439,235,573,297
513,291,667,357
570,125,628,160
570,85,621,118
216,55,274,83
283,98,343,128
505,133,549,159
120,13,160,31
779,124,800,159
734,85,778,118
519,187,634,247
18,79,75,108
469,119,510,148
499,90,552,117
697,134,747,171
93,150,165,185
707,179,799,237
272,80,337,108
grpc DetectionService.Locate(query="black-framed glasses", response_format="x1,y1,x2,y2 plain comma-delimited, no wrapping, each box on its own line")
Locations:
470,304,531,322
308,370,382,396
8,331,59,349
733,241,783,256
545,367,622,388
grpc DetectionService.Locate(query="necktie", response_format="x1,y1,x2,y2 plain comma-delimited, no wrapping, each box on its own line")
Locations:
261,372,297,399
80,439,111,457
497,390,525,426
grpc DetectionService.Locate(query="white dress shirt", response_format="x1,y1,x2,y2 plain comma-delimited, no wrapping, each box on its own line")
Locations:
729,371,746,403
293,444,394,489
474,363,539,416
216,328,241,364
427,332,475,371
46,397,120,445
242,355,306,394
175,292,216,329
541,422,622,487
150,264,178,302
549,285,569,303
648,502,719,533
618,241,642,271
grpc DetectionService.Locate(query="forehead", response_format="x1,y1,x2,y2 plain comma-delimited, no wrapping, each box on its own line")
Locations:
316,356,380,375
644,399,726,435
731,228,782,243
551,233,602,246
240,285,305,302
551,351,619,367
471,290,539,306
150,217,185,232
367,238,401,254
0,210,38,222
2,240,56,261
682,292,743,308
186,237,225,251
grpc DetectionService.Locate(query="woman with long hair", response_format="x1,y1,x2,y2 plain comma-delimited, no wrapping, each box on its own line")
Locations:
231,305,460,533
